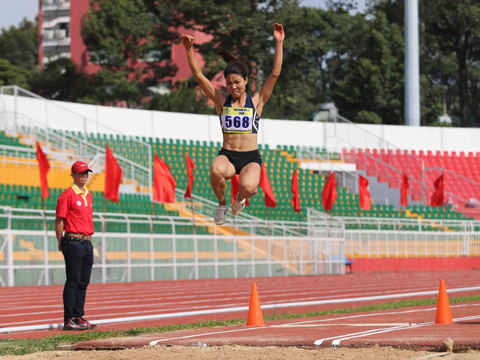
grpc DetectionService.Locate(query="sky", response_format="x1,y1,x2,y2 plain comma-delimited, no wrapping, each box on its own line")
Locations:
0,0,38,30
0,0,365,30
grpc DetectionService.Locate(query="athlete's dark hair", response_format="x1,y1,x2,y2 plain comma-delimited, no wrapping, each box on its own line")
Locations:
219,49,249,80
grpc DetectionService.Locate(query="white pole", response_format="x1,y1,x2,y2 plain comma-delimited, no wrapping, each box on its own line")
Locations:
405,0,421,126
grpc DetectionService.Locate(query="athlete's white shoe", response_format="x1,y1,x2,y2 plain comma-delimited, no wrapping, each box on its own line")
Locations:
232,194,246,216
214,204,228,225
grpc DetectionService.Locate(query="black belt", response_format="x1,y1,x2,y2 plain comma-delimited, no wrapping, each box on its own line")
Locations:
64,232,92,241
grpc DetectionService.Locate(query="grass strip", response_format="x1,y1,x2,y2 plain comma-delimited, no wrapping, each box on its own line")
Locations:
1,294,479,356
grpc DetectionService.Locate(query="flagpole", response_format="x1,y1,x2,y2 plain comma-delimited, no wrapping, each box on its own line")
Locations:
297,210,301,237
266,207,270,237
151,200,155,234
189,196,196,235
327,210,332,237
41,197,49,284
102,192,107,232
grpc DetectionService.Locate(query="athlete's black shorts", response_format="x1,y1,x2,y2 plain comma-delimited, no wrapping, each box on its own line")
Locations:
218,148,263,175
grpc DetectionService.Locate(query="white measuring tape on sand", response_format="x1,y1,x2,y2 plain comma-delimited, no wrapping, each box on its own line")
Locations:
2,285,480,334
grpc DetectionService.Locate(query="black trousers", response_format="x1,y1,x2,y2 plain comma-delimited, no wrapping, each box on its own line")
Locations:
61,237,93,322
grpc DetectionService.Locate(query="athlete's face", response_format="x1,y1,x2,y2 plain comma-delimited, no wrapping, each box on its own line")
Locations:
225,74,247,98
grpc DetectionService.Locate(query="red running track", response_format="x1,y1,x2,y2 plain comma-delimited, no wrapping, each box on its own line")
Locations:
1,270,480,341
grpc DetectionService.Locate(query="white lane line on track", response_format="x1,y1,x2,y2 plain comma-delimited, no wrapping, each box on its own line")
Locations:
2,277,477,306
2,286,480,334
0,286,449,310
1,275,476,297
3,276,478,311
3,303,480,330
314,314,480,347
3,284,480,317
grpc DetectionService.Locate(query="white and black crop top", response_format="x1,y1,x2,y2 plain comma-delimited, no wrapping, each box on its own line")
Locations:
219,94,260,134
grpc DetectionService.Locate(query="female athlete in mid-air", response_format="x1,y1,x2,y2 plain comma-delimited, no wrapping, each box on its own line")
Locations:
181,23,284,225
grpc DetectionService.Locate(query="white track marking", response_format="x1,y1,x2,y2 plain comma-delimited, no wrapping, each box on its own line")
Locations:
313,324,422,346
0,286,447,311
1,277,477,307
330,323,433,347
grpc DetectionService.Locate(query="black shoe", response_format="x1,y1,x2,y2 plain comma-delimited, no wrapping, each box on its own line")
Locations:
62,318,87,331
75,317,97,330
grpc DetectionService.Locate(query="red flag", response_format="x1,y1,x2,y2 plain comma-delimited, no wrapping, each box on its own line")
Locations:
184,153,196,199
230,174,250,206
104,146,123,202
322,171,338,213
431,174,444,206
358,175,371,210
259,165,277,208
291,168,300,212
401,172,409,207
153,154,176,203
36,142,50,198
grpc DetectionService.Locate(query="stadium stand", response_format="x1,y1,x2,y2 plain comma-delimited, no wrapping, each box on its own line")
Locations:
0,129,474,233
343,148,480,205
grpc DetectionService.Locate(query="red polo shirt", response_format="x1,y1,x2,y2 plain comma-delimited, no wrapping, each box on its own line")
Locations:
56,184,94,236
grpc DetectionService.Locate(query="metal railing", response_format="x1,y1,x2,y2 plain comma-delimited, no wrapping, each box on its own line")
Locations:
424,167,480,205
0,206,345,287
296,146,358,193
345,231,480,258
0,86,152,192
307,208,480,258
329,114,480,207
326,115,426,202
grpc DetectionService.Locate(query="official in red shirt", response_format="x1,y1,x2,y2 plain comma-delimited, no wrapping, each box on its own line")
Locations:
55,161,97,331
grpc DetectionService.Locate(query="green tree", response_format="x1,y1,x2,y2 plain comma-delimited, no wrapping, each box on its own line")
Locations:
29,58,94,102
82,0,178,107
179,0,275,86
422,0,480,127
330,10,404,124
145,79,216,114
264,5,339,120
180,0,336,120
0,18,38,69
0,59,30,88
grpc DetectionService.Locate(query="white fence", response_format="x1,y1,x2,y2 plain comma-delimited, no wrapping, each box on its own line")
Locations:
345,231,480,258
308,208,480,258
0,207,346,287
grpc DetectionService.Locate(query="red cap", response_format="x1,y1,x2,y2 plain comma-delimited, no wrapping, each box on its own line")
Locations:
71,161,93,173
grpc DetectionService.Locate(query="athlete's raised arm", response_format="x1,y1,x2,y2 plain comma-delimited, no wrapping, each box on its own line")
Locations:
254,23,284,112
181,34,225,112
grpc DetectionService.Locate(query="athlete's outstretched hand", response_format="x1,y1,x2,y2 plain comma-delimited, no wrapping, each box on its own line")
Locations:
181,34,194,50
274,23,285,42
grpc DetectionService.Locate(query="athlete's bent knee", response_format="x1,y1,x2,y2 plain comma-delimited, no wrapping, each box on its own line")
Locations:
210,165,226,179
240,184,258,198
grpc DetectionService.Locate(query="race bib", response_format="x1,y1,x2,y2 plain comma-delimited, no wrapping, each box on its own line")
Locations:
221,107,254,134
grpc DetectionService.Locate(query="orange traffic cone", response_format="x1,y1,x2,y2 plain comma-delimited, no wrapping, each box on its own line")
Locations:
435,279,453,324
247,283,265,326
